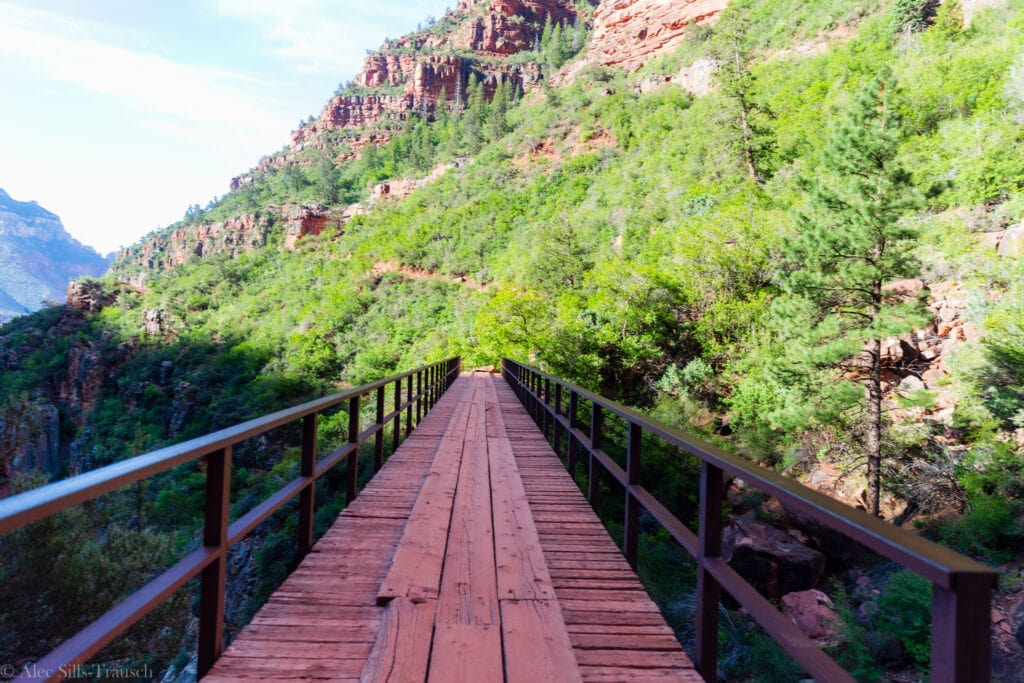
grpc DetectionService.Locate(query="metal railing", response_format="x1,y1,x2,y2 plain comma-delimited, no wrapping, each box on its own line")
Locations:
0,357,461,681
502,358,996,683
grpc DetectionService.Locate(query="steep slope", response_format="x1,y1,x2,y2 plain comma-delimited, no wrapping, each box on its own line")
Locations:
0,188,109,321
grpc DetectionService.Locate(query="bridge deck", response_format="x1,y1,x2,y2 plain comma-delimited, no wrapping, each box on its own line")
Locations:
205,372,699,682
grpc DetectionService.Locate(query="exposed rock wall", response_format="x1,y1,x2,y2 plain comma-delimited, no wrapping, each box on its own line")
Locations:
0,187,109,320
267,0,584,172
576,0,729,72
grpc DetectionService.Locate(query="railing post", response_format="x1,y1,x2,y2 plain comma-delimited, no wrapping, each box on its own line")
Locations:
536,374,544,428
298,415,317,557
416,371,423,424
695,462,723,681
393,379,402,453
624,421,642,570
375,386,385,470
931,573,993,682
568,390,579,478
198,447,231,677
405,375,413,436
429,365,436,410
347,395,360,502
588,403,602,504
552,382,563,455
543,377,552,440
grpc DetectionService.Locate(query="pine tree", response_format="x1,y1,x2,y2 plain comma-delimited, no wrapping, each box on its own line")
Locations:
485,80,509,142
777,67,925,516
710,12,774,185
892,0,928,34
461,75,487,153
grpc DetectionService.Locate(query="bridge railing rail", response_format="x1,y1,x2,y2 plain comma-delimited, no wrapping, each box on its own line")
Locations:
0,357,461,681
502,358,995,683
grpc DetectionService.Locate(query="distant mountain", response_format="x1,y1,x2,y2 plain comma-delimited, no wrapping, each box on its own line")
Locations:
0,188,109,321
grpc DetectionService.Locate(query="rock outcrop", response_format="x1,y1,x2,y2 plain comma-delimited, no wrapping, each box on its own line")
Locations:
246,0,585,179
576,0,729,73
722,517,826,600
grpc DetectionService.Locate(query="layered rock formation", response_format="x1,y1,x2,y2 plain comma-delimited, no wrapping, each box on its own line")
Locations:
574,0,729,73
0,188,109,321
252,0,587,176
113,205,350,284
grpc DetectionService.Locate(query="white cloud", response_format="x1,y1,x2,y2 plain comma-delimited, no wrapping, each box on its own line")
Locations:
209,0,452,75
0,3,292,142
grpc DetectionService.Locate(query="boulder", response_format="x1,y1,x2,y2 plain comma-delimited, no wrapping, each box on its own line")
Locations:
998,224,1024,257
781,589,842,646
722,517,826,599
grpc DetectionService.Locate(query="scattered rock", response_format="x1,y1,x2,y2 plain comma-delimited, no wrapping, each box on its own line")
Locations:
781,589,842,645
722,517,826,599
998,223,1024,257
897,375,926,396
673,58,718,96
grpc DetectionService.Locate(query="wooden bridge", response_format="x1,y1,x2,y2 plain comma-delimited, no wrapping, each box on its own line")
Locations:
0,357,997,682
205,371,698,681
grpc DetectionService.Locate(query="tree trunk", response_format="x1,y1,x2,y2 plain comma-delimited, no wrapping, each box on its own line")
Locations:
738,102,760,185
865,337,883,517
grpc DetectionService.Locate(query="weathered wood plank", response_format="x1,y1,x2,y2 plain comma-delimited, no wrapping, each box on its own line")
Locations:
359,598,436,683
376,435,463,603
426,623,503,683
489,436,557,601
501,599,582,683
436,438,499,625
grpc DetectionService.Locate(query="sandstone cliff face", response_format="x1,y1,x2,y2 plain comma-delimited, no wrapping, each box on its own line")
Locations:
112,204,354,282
0,187,109,321
576,0,729,72
279,0,584,164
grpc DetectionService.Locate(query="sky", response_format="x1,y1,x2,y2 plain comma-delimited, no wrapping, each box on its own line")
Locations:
0,0,453,255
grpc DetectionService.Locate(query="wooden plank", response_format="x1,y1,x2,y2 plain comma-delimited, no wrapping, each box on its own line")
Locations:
426,623,503,683
570,633,685,650
577,667,703,681
377,436,463,604
489,436,557,601
359,598,436,683
436,437,499,625
501,600,582,683
574,650,694,668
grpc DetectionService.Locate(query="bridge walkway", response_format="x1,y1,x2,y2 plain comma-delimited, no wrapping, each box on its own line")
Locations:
204,372,699,682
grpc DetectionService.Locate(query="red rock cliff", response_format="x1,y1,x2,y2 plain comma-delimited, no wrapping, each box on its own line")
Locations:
582,0,729,72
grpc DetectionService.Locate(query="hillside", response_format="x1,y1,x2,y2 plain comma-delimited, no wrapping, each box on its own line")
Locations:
0,188,109,322
3,0,1024,679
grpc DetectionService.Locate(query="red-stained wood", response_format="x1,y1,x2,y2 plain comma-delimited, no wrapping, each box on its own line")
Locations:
492,375,700,682
436,438,499,625
359,598,436,683
210,372,698,683
489,435,557,601
426,623,504,683
376,432,465,604
501,599,582,683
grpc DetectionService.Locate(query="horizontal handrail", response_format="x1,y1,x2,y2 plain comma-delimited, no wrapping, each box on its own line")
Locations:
0,359,456,533
502,358,996,683
1,357,461,682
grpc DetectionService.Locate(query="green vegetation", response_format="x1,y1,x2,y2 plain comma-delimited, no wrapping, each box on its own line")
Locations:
4,0,1024,678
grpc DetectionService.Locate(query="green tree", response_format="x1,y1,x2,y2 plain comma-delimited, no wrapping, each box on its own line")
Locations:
777,67,925,516
892,0,929,35
485,80,510,142
461,75,487,153
710,11,774,185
